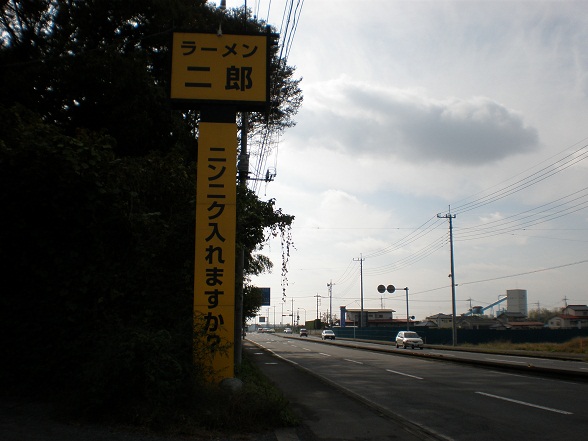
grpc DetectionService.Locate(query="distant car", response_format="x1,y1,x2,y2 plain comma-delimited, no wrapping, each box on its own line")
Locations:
321,329,336,340
284,328,292,334
299,328,308,337
395,331,423,349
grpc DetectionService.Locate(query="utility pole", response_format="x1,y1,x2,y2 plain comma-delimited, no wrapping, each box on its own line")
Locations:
327,280,335,326
532,302,540,321
438,209,457,346
235,105,250,367
354,255,365,327
314,293,321,320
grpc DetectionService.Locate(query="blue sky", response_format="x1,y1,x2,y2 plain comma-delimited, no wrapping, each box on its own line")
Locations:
224,1,588,324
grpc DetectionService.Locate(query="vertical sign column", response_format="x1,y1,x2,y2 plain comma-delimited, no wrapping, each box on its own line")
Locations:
171,31,270,382
194,122,237,381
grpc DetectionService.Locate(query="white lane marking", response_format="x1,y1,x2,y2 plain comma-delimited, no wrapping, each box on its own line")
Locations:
319,353,331,357
485,358,528,365
265,362,278,365
386,369,423,380
344,359,364,365
476,392,573,415
303,348,312,351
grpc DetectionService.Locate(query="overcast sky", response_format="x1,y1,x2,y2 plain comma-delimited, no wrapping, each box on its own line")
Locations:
226,0,588,325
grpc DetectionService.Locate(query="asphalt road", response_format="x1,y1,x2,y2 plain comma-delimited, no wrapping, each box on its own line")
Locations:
247,332,588,441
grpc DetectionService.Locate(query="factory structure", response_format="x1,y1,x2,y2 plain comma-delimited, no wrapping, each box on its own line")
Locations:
467,288,528,318
422,289,544,330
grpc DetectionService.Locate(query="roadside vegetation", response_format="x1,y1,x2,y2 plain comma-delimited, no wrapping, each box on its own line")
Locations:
147,353,299,437
461,337,588,357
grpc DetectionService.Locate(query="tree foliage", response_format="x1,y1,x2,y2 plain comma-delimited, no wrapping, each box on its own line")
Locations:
0,0,300,425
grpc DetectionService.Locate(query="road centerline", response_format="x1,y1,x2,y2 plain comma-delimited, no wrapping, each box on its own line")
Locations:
386,369,423,379
476,392,573,414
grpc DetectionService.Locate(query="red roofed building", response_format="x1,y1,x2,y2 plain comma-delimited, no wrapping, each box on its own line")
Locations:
547,305,588,329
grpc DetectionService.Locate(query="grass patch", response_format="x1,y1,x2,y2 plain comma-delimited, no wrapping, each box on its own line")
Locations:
461,337,588,355
161,353,300,437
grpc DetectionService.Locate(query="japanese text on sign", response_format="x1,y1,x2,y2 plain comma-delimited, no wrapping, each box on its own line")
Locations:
171,32,268,106
194,122,237,380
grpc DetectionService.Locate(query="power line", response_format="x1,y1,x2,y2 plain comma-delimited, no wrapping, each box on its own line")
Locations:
452,143,588,215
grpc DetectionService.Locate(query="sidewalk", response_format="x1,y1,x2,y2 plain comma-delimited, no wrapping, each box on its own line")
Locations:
244,339,439,441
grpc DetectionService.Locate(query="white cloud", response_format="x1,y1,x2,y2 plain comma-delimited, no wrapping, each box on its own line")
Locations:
294,79,540,165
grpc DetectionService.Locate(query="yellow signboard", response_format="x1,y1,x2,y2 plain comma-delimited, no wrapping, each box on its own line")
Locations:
194,122,237,381
171,32,269,109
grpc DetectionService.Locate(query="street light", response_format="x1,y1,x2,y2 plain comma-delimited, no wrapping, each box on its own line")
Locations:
297,307,307,327
378,284,411,330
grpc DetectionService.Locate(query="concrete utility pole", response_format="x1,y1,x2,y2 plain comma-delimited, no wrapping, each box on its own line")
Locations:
314,293,321,320
438,209,457,346
327,280,335,326
354,255,365,327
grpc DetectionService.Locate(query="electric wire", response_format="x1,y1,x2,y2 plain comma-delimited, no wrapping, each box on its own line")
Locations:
451,143,588,215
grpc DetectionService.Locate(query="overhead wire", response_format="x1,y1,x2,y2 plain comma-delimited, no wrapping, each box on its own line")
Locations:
247,1,304,195
451,143,588,215
456,187,588,241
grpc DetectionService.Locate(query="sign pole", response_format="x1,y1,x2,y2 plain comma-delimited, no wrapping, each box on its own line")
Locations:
171,31,271,382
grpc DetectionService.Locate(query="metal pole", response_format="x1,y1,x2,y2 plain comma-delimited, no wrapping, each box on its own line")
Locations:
354,255,365,327
327,280,334,326
405,287,410,331
438,210,457,346
449,214,457,346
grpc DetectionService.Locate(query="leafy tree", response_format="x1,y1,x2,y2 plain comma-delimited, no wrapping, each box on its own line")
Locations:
0,1,301,425
237,186,294,322
527,307,562,323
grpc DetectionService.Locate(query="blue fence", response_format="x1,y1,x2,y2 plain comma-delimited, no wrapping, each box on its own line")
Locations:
334,326,588,345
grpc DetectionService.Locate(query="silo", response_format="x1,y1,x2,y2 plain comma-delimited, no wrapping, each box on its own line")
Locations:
506,289,528,316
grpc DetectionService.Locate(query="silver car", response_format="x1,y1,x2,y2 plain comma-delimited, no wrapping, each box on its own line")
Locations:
321,329,336,340
395,331,423,349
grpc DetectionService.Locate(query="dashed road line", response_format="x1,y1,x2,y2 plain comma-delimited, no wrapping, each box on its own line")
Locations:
476,392,573,414
386,369,423,380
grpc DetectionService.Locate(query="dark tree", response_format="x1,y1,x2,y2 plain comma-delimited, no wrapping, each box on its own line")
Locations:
0,0,301,425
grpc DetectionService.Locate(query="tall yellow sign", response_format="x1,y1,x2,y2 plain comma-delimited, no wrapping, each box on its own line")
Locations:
171,31,269,382
194,122,237,381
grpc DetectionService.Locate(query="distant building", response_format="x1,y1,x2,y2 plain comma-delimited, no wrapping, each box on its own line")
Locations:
456,315,496,330
425,313,453,328
343,309,396,327
548,305,588,329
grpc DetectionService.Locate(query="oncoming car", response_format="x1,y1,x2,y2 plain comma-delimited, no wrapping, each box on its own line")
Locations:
284,328,292,334
395,331,423,349
321,329,336,340
299,328,308,337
